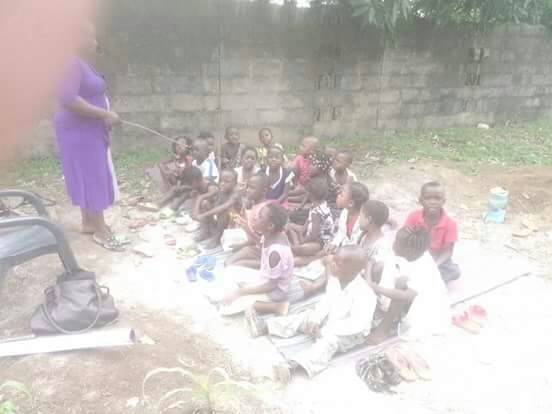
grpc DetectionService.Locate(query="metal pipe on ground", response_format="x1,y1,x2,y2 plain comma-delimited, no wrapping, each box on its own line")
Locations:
0,327,136,358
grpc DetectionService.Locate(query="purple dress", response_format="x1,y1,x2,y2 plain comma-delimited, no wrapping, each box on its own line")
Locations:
53,57,115,213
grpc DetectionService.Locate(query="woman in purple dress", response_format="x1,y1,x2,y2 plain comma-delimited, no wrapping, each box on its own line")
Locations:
54,23,123,251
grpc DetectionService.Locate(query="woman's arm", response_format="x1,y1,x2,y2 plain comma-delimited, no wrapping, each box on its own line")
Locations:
65,97,119,126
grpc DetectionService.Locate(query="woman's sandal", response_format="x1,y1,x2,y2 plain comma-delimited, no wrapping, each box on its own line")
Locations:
397,346,432,381
452,311,481,334
92,234,125,252
385,348,418,382
468,304,488,327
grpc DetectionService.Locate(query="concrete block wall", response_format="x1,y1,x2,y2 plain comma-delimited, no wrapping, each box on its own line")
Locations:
25,0,552,156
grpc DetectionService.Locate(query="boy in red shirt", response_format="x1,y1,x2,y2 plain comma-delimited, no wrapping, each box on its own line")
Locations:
404,181,460,282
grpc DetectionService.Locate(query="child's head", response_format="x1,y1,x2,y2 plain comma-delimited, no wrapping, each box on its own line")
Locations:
299,136,319,157
393,225,430,262
258,203,288,236
267,146,284,170
359,200,389,232
192,138,210,163
419,181,446,218
306,176,329,203
181,166,203,189
333,151,353,173
328,245,367,281
337,181,370,210
308,150,332,178
172,136,192,158
259,128,274,147
198,131,215,154
245,174,268,204
241,146,258,170
225,127,240,145
219,169,238,194
325,146,338,162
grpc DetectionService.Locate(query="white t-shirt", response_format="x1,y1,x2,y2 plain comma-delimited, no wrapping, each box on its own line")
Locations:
380,253,450,340
192,158,219,183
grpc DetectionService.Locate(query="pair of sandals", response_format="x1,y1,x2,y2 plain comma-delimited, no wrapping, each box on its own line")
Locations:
452,304,488,334
186,255,216,282
92,233,130,252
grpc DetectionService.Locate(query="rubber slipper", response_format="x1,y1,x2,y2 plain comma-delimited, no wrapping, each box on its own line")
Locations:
397,346,431,381
185,222,201,233
92,235,125,252
186,266,198,282
137,202,159,212
198,269,215,282
159,207,175,219
468,304,488,326
385,348,417,382
111,234,131,245
452,311,481,334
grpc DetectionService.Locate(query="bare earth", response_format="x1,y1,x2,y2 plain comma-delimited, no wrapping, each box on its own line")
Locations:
1,161,551,413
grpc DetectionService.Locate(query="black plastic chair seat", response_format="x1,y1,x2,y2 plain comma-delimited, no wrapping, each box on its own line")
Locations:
0,225,58,266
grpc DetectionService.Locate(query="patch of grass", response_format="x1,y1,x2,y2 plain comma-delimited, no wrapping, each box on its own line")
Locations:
329,119,552,169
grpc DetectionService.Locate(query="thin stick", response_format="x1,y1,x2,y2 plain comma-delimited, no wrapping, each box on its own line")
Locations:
121,120,180,145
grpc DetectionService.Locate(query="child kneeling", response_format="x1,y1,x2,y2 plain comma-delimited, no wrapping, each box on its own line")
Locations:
246,245,376,381
221,203,316,316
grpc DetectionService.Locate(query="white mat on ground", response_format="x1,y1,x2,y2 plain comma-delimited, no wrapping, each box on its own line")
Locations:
270,240,534,364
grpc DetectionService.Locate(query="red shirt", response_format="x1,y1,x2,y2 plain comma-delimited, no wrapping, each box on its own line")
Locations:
404,209,458,253
293,155,311,187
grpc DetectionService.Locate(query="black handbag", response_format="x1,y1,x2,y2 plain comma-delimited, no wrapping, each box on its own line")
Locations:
31,270,119,335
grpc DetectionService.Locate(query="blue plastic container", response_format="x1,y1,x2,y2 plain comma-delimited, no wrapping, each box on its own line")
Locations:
485,187,508,223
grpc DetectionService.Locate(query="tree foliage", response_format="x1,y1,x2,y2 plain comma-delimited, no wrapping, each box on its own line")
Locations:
345,0,552,39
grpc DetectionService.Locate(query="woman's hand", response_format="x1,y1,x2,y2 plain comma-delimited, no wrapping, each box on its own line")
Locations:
103,111,121,127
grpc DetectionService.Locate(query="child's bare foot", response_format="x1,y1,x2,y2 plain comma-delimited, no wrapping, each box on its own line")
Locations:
366,327,391,345
81,225,95,235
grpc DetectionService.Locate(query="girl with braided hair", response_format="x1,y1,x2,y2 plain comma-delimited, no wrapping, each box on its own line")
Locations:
365,225,451,343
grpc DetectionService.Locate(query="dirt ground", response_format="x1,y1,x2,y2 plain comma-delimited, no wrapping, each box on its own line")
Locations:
1,160,551,413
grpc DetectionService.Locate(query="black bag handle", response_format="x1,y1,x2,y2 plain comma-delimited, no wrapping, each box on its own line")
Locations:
41,282,104,335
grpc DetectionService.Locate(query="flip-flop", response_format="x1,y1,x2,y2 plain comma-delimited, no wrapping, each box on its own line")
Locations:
452,311,481,334
468,304,488,327
186,266,198,282
385,348,418,382
111,234,131,246
397,346,431,381
92,234,125,252
137,202,159,212
159,207,176,219
198,269,215,282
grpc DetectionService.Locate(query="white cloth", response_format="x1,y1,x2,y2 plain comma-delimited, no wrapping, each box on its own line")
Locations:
330,209,363,247
193,158,219,183
380,253,450,340
329,168,358,183
312,274,376,337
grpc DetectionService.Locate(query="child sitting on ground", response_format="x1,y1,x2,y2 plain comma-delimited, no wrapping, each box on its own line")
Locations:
225,174,271,269
366,225,451,344
358,200,391,282
198,131,217,163
288,136,319,204
245,245,376,382
288,176,335,267
235,146,259,192
326,179,370,251
221,127,244,169
191,169,242,249
192,137,219,183
158,136,193,191
257,128,284,170
265,146,294,206
330,150,357,188
221,203,305,316
404,181,460,283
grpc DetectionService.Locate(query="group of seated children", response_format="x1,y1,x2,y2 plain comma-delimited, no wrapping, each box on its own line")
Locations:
155,127,460,379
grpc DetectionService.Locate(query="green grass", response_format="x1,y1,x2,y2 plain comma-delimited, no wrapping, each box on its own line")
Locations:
6,119,552,184
329,119,552,169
